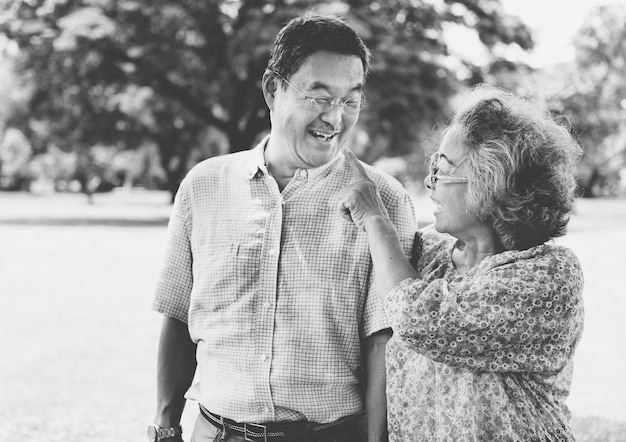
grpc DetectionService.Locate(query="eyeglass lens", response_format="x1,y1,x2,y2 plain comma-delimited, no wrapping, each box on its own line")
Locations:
272,70,362,115
310,98,361,115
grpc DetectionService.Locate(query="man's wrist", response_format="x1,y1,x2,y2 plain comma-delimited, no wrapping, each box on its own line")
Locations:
147,423,183,442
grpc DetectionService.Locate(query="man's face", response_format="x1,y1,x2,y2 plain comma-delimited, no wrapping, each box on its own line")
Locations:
267,51,364,170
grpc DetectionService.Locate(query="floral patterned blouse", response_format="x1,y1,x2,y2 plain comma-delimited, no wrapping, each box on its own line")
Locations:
384,228,584,442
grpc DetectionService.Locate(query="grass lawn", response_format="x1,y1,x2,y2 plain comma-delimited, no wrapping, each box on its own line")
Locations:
1,190,625,441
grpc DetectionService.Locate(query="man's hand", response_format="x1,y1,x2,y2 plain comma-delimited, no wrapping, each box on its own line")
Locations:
338,149,390,230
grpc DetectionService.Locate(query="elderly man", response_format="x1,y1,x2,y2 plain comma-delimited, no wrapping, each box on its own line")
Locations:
149,13,416,442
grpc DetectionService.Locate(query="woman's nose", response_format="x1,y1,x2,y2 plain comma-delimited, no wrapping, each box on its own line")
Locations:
424,175,433,191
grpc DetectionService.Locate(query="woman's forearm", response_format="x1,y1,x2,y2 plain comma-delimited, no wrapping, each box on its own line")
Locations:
364,215,418,301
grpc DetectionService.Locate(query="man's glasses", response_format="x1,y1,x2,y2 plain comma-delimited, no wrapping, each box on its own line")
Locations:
271,70,365,116
425,153,469,188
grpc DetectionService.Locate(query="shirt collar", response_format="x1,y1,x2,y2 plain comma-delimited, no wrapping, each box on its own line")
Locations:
242,135,345,183
243,135,271,180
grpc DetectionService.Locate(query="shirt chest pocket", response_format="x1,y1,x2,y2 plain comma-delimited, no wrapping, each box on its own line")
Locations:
193,242,261,312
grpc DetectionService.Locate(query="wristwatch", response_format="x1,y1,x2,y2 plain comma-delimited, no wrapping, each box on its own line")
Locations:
147,424,182,441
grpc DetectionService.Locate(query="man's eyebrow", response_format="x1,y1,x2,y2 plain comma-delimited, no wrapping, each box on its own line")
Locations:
308,81,363,94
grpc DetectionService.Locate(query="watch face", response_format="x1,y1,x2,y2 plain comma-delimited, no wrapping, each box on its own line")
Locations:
147,425,158,442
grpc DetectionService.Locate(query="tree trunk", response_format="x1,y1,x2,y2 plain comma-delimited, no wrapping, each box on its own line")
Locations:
580,167,601,198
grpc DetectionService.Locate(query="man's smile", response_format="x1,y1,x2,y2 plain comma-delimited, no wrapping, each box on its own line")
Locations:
309,129,339,142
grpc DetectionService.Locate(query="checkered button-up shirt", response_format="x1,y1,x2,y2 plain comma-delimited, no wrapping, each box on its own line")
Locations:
153,137,416,423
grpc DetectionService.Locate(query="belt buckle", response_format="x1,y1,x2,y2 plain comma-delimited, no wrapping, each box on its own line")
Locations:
243,422,268,442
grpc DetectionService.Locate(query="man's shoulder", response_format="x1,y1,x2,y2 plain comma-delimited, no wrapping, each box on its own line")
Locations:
191,149,252,170
365,165,405,191
334,152,407,195
359,163,410,204
186,150,253,181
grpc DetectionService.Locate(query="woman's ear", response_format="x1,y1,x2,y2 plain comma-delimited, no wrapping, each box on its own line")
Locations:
262,71,278,111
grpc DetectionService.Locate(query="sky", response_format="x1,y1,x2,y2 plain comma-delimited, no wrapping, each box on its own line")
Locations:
500,0,610,68
443,0,613,70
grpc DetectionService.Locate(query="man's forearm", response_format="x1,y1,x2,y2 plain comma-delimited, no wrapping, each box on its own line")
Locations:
155,316,197,427
363,330,391,442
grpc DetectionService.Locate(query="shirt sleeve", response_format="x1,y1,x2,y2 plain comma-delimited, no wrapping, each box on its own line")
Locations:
152,177,194,323
362,190,417,337
384,245,584,373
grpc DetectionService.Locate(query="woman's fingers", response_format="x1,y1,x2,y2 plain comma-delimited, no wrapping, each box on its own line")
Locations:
343,149,370,183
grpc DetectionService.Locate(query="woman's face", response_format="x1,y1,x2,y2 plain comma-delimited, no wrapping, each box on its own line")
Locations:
426,129,482,238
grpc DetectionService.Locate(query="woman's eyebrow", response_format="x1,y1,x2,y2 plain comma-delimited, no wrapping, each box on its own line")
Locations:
438,153,452,163
438,153,461,166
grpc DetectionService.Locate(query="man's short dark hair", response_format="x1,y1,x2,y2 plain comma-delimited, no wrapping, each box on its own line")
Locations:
267,13,371,83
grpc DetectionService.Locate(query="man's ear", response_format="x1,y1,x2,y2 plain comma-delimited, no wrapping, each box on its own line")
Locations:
262,71,278,111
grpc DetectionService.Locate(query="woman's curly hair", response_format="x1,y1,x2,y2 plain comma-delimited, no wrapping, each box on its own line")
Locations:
445,85,582,250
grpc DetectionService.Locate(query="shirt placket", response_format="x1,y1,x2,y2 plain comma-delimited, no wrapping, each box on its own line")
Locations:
251,172,283,420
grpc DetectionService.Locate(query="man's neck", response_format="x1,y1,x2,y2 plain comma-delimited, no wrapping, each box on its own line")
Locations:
266,163,293,191
264,138,298,191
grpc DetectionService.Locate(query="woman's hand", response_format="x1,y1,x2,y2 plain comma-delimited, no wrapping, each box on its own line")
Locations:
339,149,418,299
339,149,390,230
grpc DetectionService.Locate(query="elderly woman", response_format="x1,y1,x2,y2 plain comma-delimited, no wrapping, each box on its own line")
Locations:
339,85,584,441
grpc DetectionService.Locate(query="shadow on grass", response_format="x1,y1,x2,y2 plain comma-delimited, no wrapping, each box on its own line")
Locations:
0,218,169,227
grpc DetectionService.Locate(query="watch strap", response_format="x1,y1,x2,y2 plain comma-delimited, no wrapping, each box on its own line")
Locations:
159,426,182,439
149,424,182,441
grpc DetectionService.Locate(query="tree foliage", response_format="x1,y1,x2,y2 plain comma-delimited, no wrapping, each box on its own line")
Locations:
0,0,533,199
564,2,626,196
518,3,626,197
477,2,626,197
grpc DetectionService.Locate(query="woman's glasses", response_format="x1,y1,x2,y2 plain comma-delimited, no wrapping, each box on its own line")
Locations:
425,153,469,188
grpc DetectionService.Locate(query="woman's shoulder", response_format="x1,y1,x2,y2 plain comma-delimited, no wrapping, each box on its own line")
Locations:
491,242,581,270
480,243,583,291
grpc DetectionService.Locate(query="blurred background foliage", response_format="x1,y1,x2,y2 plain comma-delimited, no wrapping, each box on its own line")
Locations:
0,0,625,201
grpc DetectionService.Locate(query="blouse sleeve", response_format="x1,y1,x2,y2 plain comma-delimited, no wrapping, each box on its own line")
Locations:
384,245,584,373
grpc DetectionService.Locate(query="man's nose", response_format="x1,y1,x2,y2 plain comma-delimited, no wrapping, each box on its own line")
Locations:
320,102,344,126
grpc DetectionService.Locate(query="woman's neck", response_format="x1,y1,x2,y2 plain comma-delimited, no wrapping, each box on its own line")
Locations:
451,229,503,274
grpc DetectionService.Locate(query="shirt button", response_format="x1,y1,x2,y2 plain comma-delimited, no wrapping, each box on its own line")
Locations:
263,406,271,414
263,301,271,309
268,248,277,256
260,353,267,362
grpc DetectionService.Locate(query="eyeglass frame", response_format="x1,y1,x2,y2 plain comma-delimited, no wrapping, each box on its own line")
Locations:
425,152,469,188
269,70,366,116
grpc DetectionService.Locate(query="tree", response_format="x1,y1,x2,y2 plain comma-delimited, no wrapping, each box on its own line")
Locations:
0,0,533,200
0,127,32,189
502,2,626,197
564,2,626,196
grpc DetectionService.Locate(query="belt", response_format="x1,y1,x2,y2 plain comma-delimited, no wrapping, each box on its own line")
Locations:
199,405,360,442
